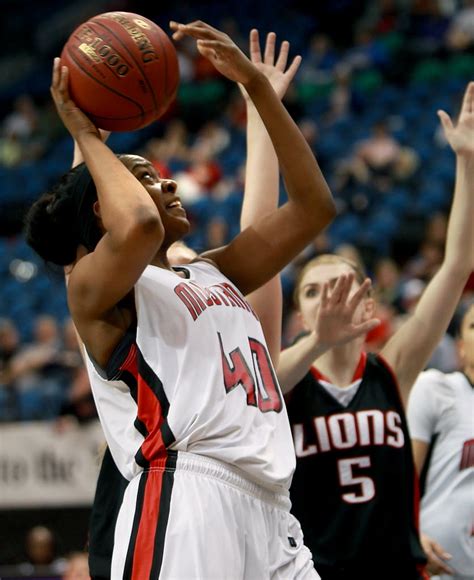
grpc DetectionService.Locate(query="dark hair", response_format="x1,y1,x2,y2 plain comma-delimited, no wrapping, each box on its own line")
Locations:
25,164,101,266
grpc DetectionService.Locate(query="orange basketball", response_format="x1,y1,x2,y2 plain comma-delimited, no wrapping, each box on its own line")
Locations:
60,12,179,131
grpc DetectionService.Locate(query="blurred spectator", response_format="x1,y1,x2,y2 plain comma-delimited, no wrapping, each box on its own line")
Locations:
8,315,65,420
359,0,407,35
405,213,447,281
373,257,404,311
0,318,21,377
18,525,66,577
336,121,418,192
325,66,357,125
144,119,190,169
445,0,474,52
56,319,96,427
406,0,451,58
62,552,90,580
0,318,21,420
2,94,38,140
342,27,390,73
0,94,46,165
299,33,339,85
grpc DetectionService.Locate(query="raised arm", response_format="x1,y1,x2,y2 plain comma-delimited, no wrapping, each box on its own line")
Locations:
171,21,336,296
49,60,163,328
240,30,301,364
381,82,474,406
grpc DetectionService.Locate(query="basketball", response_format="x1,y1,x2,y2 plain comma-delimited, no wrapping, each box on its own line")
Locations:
60,12,179,131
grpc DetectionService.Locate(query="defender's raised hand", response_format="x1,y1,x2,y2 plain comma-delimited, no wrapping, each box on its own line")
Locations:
438,81,474,156
170,20,259,86
315,274,380,350
50,57,99,139
242,29,302,101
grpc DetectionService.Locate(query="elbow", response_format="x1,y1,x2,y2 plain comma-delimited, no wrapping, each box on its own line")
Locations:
307,190,337,231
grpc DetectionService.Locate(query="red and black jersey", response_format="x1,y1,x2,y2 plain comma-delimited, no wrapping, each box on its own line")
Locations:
286,353,427,580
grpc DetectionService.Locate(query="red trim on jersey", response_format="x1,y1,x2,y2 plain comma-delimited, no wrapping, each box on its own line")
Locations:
120,344,167,466
131,467,166,579
310,351,368,384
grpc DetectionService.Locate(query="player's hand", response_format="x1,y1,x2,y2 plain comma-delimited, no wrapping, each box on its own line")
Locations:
314,274,380,350
420,533,454,576
239,30,301,102
438,81,474,157
170,20,260,86
50,57,100,139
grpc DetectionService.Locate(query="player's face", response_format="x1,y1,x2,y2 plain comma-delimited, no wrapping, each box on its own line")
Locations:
297,263,370,333
120,155,190,242
459,305,474,367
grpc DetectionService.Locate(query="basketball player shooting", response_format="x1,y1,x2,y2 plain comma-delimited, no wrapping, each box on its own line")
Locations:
25,20,336,579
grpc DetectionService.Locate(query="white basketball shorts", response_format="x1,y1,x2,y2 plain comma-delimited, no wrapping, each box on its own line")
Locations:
111,450,319,579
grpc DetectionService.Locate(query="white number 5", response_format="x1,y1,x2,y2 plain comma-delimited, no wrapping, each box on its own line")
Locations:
337,456,375,504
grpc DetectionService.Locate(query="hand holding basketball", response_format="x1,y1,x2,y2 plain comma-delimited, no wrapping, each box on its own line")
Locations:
61,12,179,131
50,57,100,140
170,20,259,86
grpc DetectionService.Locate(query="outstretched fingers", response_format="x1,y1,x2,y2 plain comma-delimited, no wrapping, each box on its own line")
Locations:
170,20,224,42
348,278,372,311
51,57,60,89
285,55,302,79
460,80,474,115
351,318,381,339
437,109,454,134
275,40,289,71
327,274,349,307
249,29,262,63
263,32,276,65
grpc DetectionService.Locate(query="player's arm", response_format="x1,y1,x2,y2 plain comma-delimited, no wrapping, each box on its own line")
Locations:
239,30,301,364
407,371,454,575
411,441,455,576
50,59,164,322
72,129,111,168
381,82,474,407
171,21,336,296
277,275,379,393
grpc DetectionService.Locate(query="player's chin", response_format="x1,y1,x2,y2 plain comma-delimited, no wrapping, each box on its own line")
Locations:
166,214,191,238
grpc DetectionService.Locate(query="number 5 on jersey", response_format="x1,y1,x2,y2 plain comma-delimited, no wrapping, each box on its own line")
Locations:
218,333,283,413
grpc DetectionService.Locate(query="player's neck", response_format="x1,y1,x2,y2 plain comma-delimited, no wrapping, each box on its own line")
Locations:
313,340,365,388
151,248,174,271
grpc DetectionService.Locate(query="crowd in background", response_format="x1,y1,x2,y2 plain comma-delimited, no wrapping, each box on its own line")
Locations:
0,1,473,577
1,0,473,424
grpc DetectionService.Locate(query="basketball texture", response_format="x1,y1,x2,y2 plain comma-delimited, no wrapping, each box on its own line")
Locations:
61,12,179,131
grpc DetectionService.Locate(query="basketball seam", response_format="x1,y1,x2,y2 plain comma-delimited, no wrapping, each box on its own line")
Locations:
93,19,158,115
65,44,146,121
154,32,169,102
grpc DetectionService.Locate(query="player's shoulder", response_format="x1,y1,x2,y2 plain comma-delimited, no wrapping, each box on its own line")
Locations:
189,256,220,272
413,368,465,395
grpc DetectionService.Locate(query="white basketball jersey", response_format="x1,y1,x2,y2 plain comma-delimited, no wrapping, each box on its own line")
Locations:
407,369,474,577
85,261,295,492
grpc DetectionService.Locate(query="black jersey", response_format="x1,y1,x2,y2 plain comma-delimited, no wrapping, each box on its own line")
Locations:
286,353,427,580
88,447,128,580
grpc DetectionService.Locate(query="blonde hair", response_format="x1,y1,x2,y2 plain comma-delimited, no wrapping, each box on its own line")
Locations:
293,254,368,309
